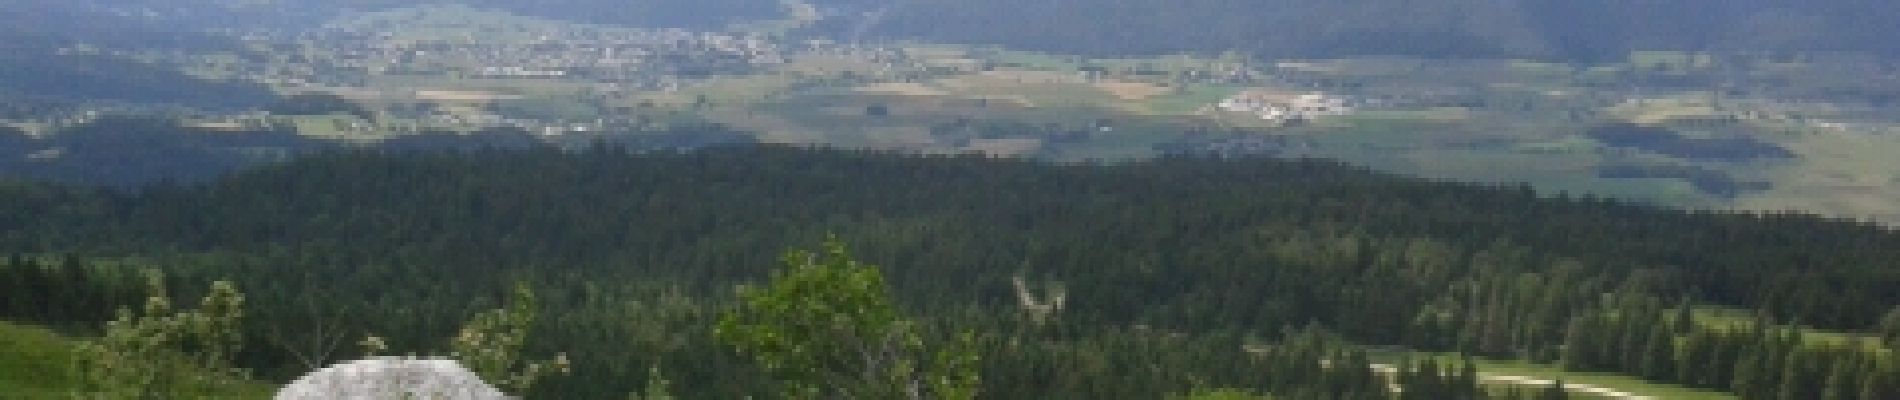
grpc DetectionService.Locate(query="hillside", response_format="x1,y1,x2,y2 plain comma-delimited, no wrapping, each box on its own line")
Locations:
0,322,83,398
0,51,276,109
0,321,271,399
0,146,1896,398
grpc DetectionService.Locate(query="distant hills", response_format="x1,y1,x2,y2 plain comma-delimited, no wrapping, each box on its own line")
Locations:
831,0,1900,61
12,0,1899,62
0,0,241,50
0,52,276,109
0,0,275,108
197,0,1900,61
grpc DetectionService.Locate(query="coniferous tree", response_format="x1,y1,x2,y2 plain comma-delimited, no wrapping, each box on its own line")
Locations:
1708,328,1745,391
55,255,91,325
1559,315,1596,371
1537,380,1567,400
1732,334,1768,400
1677,329,1715,387
1879,307,1900,349
0,255,20,319
1457,358,1481,400
13,257,48,322
0,146,1896,398
1639,320,1676,380
1615,301,1652,372
1776,346,1828,400
1408,359,1443,400
1673,298,1695,335
1860,359,1897,400
1820,354,1862,400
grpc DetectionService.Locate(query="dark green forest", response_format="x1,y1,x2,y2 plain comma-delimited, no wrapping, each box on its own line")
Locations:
0,117,758,188
0,41,273,110
2,0,1897,395
0,145,1897,398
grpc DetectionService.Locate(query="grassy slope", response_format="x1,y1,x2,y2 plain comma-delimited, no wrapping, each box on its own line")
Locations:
0,321,272,399
1377,352,1738,400
0,322,82,398
1460,358,1738,400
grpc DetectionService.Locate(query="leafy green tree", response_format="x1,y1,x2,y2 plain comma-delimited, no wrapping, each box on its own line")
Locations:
716,238,980,400
73,276,246,399
449,283,570,395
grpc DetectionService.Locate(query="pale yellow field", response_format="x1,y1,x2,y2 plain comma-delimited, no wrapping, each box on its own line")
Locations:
707,112,828,145
854,82,950,97
1733,128,1900,223
415,89,522,102
963,138,1046,157
1095,81,1170,101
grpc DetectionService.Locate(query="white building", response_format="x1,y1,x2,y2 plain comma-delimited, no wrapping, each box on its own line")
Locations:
1218,90,1356,124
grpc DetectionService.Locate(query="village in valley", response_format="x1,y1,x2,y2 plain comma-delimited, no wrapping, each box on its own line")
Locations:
6,3,1900,222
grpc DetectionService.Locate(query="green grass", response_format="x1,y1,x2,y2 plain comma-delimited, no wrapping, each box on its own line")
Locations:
0,322,83,398
1460,358,1737,400
988,50,1083,71
1142,84,1243,115
1376,352,1739,400
1692,307,1886,351
1045,121,1182,162
1012,85,1116,107
0,321,273,399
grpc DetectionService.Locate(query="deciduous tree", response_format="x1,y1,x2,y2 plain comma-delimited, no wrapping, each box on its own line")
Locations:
715,238,980,400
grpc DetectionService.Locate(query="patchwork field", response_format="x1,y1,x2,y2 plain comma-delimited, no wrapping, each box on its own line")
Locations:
200,20,1900,225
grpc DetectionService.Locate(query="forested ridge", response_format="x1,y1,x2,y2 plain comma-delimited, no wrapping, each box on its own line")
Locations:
2,145,1899,398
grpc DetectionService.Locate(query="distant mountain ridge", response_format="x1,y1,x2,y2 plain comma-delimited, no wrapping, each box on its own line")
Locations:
833,0,1900,60
264,0,1900,61
14,0,1899,61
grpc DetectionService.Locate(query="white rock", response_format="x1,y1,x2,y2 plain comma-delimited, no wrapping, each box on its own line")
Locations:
276,357,512,400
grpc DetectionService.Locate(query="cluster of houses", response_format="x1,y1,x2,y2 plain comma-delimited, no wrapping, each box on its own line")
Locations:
1216,90,1357,125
